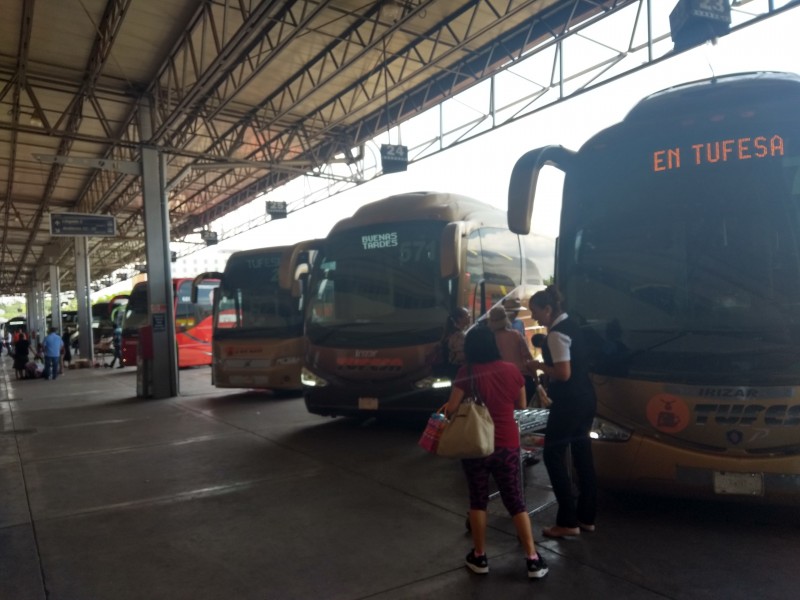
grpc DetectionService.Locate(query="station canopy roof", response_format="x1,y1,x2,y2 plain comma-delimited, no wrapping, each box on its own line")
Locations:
2,0,639,294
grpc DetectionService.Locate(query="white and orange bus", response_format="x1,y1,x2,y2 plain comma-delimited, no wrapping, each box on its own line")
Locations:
507,72,800,503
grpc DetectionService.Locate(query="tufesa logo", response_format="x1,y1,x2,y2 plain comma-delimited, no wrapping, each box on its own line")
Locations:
361,232,398,249
336,357,403,367
697,387,757,398
695,403,800,426
646,394,690,434
335,349,403,369
225,347,263,357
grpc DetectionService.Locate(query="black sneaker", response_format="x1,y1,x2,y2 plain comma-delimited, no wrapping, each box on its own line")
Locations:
527,554,549,579
465,550,489,574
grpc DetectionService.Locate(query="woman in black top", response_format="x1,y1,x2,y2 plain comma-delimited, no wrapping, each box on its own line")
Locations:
529,286,597,538
13,332,30,380
62,328,72,369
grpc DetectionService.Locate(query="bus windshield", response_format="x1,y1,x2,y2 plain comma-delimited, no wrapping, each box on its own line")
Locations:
214,251,303,339
122,284,148,336
306,220,450,346
564,122,800,383
176,280,216,332
123,280,217,335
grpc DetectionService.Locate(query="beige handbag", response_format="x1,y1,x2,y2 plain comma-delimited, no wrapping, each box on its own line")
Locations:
437,369,495,459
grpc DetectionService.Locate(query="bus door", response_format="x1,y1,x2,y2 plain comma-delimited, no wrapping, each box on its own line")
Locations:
176,277,219,367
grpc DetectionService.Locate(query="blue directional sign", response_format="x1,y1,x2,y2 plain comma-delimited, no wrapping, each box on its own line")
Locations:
50,212,117,237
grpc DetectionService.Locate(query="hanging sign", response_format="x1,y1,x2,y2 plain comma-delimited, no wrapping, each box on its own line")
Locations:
50,212,117,236
380,144,408,174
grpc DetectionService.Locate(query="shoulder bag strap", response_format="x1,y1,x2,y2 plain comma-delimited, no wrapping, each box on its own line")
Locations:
468,365,486,406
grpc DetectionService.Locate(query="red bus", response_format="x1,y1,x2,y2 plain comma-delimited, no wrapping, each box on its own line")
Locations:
121,277,219,368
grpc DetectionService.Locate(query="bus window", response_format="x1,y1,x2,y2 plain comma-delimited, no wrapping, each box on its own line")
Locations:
522,234,552,285
175,280,196,330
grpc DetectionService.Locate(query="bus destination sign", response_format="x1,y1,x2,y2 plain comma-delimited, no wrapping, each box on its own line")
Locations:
653,134,784,172
50,212,117,237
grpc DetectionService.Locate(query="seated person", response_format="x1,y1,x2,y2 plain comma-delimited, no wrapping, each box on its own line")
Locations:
25,358,44,379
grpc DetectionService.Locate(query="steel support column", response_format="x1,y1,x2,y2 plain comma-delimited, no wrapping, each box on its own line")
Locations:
49,264,61,335
74,236,93,362
138,97,178,399
27,282,45,349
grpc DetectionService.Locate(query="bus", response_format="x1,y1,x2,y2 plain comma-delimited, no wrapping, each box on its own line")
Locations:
193,245,311,391
68,295,129,350
4,316,27,336
121,277,219,368
286,191,552,418
507,71,800,503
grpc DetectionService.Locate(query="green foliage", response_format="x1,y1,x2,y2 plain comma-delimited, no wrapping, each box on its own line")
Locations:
1,301,27,317
93,290,131,305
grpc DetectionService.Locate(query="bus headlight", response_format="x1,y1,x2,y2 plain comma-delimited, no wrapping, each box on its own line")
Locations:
590,417,632,442
414,375,452,390
301,367,328,387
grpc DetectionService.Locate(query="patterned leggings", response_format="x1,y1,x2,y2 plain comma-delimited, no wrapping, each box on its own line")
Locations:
462,447,525,515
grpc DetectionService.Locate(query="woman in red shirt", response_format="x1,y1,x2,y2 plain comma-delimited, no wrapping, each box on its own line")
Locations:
444,325,548,580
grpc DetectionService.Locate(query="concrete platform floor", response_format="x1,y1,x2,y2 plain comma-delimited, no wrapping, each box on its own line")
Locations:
1,356,799,600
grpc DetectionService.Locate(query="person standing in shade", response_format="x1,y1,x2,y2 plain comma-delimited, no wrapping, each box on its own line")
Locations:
529,285,597,538
436,307,470,380
503,297,527,337
42,327,64,380
106,321,124,368
13,332,30,380
487,305,537,404
444,325,548,579
30,330,38,356
61,327,72,372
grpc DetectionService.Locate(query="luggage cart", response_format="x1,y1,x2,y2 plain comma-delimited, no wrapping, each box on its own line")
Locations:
514,408,556,516
515,407,548,464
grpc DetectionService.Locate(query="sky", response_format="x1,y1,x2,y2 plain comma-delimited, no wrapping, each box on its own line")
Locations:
188,2,800,265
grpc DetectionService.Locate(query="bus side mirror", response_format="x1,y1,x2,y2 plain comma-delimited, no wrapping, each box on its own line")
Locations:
291,266,308,298
440,222,464,279
508,145,575,235
279,240,321,290
190,271,223,303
